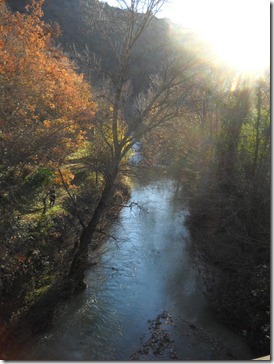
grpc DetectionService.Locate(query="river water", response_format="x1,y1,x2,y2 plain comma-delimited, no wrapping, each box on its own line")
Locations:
11,176,252,360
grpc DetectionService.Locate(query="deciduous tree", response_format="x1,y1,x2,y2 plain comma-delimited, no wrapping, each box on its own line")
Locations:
68,0,200,288
0,0,95,214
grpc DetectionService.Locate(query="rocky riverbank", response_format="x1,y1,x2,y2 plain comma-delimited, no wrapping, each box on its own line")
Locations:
131,310,251,361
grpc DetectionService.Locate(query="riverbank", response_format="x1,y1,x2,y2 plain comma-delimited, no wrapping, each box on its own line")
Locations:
0,179,131,360
5,176,252,360
186,213,270,358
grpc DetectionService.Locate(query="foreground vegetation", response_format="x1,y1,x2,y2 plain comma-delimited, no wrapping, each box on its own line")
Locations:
0,0,129,348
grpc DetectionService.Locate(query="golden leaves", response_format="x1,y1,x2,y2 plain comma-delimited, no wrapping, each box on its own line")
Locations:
0,0,96,170
54,166,76,189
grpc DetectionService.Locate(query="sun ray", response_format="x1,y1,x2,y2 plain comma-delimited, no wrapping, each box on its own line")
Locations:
161,0,270,78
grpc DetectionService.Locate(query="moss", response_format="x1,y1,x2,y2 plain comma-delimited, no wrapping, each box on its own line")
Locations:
45,205,66,217
25,272,58,305
25,281,54,305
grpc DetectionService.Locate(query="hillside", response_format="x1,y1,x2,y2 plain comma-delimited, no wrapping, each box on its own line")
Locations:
7,0,184,93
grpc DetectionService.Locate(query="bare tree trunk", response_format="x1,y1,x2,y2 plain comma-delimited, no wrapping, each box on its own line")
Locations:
68,166,118,289
67,0,195,290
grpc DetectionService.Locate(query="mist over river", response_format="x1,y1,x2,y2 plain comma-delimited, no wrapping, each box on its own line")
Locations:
9,175,252,360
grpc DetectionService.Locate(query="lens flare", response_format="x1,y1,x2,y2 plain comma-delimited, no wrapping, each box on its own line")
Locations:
162,0,270,78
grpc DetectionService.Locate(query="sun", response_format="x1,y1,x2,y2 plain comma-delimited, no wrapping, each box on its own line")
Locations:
163,0,270,77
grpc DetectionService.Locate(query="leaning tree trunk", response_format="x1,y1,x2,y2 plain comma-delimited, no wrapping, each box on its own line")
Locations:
68,168,118,290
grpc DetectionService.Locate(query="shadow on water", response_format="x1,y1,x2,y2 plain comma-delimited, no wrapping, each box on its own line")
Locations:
9,173,252,360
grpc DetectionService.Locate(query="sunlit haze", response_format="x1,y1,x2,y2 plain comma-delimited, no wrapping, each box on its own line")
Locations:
105,0,270,77
162,0,270,76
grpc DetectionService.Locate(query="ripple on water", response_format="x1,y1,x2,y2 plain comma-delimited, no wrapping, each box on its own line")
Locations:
9,177,252,360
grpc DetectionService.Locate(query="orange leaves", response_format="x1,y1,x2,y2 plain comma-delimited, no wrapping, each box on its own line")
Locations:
54,166,77,189
43,120,51,128
25,0,44,19
0,0,96,171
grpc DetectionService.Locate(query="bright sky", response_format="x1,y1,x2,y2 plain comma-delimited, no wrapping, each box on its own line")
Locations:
162,0,270,75
105,0,270,76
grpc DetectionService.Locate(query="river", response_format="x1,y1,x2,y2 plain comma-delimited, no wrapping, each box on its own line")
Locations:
10,175,252,360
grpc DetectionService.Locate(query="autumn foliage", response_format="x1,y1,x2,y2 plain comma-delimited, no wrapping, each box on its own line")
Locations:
0,2,98,342
0,0,95,175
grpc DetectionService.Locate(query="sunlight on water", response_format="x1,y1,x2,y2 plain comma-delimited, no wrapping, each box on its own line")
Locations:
9,176,252,360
